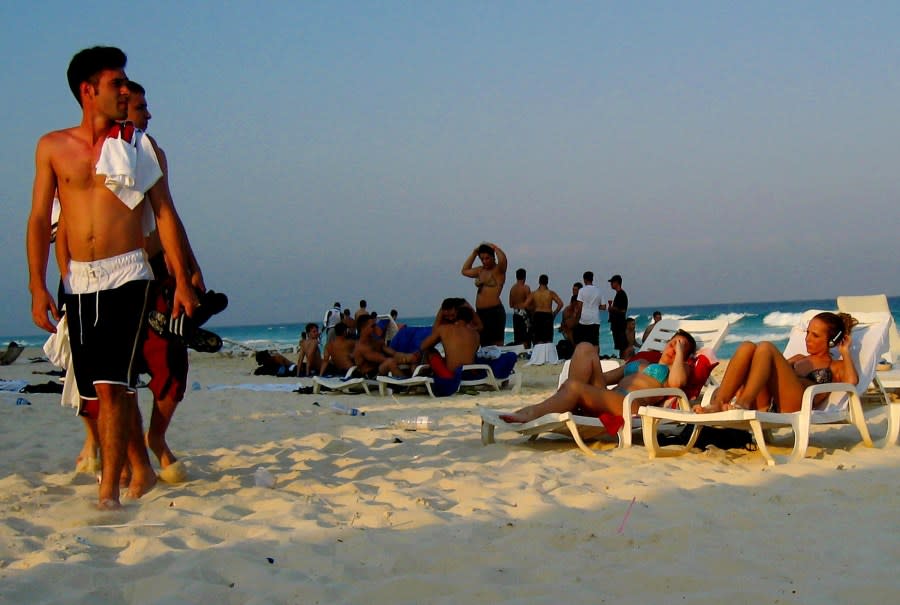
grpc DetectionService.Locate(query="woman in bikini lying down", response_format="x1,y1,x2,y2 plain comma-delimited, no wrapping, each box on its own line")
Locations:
695,311,857,414
500,331,696,423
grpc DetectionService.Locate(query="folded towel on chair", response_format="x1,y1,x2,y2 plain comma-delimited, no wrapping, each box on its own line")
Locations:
95,121,162,210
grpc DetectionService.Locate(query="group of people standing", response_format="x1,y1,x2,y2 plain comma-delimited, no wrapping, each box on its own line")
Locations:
462,242,632,357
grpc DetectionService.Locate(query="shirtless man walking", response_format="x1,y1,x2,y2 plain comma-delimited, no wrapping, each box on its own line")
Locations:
27,47,197,509
461,242,507,346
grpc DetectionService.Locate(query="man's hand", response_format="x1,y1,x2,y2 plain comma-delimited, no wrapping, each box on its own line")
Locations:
190,269,206,292
31,287,60,333
170,281,199,319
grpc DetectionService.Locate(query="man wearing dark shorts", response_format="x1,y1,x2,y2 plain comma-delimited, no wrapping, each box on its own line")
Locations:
27,47,197,508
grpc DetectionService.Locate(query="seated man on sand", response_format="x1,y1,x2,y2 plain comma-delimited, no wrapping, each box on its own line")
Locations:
296,323,323,376
434,297,483,332
320,323,355,376
353,313,420,377
419,305,481,374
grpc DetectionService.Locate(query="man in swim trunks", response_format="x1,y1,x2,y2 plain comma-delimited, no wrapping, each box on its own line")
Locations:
523,274,564,344
297,322,323,376
61,79,202,484
508,268,532,348
320,322,355,375
461,242,508,346
27,47,197,509
574,271,605,348
130,79,204,482
352,314,420,377
419,305,481,373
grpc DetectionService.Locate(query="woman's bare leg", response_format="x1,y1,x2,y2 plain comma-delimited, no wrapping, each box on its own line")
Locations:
735,342,806,412
695,342,757,412
500,381,625,423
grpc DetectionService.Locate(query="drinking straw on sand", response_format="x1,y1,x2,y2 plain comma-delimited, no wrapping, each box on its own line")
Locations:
617,496,636,534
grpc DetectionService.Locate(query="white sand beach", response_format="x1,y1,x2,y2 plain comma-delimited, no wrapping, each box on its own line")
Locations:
1,349,899,604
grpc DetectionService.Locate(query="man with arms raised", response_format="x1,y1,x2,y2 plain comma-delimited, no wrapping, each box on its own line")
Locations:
27,47,197,509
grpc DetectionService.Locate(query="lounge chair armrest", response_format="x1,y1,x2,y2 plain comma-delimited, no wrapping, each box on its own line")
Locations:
698,385,721,409
411,364,431,377
623,387,692,414
800,382,858,414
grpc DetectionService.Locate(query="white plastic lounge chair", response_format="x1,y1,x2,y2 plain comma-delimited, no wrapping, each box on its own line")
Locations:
639,310,891,465
836,295,900,446
312,367,378,395
376,365,435,397
460,354,522,394
479,318,730,454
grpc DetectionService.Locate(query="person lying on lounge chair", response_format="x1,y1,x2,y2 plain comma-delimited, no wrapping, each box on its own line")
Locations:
695,312,857,413
500,331,695,423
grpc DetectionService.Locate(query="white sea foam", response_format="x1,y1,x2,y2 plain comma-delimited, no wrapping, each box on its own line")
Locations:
724,331,791,344
713,312,754,325
763,311,806,327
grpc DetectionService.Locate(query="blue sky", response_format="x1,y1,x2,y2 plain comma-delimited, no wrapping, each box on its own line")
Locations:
2,1,898,336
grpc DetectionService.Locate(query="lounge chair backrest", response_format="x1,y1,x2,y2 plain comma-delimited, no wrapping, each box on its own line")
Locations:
640,318,730,355
783,309,891,412
837,294,900,363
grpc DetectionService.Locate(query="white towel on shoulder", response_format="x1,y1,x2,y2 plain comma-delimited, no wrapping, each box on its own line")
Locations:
95,122,163,210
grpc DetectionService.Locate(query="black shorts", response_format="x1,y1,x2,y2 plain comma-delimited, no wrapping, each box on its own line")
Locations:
532,311,554,343
512,309,531,344
65,280,151,399
612,328,629,352
573,323,600,347
477,304,507,346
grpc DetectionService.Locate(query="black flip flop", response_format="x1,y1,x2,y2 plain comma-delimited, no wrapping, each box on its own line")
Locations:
187,328,223,353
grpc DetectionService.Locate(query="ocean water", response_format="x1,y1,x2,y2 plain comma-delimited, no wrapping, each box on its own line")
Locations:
6,297,898,360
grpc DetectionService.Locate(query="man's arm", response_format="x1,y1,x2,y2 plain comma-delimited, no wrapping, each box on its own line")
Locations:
145,163,197,318
26,136,60,332
551,291,564,316
419,328,442,353
154,145,205,291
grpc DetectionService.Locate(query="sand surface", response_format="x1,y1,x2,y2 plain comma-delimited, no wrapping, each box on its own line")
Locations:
1,349,898,604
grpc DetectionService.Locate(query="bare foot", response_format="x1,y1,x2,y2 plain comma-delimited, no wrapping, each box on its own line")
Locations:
119,462,133,488
75,455,100,474
146,432,178,469
127,467,157,499
499,412,530,423
97,498,122,511
693,403,723,413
